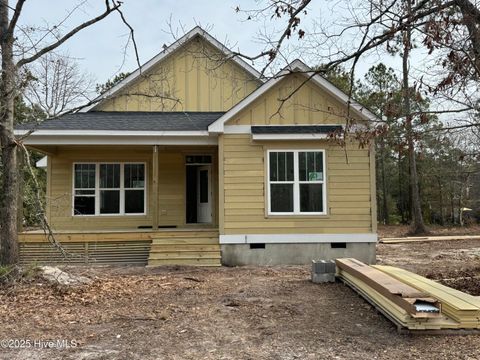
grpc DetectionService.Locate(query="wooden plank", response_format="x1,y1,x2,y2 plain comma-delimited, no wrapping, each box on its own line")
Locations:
380,235,480,244
338,270,461,331
151,238,219,245
149,252,221,259
336,258,440,318
19,232,154,243
374,266,480,311
147,259,221,267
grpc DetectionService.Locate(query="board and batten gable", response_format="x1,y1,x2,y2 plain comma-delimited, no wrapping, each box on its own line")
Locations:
219,74,377,239
225,74,350,126
95,35,261,112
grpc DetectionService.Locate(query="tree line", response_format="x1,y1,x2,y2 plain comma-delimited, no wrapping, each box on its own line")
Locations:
325,64,479,227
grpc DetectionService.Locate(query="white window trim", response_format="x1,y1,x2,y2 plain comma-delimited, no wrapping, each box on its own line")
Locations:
72,162,147,217
267,149,327,216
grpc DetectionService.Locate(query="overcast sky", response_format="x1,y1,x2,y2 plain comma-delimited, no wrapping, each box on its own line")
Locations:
18,0,404,86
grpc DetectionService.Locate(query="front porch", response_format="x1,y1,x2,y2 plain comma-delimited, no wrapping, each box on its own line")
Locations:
18,228,221,266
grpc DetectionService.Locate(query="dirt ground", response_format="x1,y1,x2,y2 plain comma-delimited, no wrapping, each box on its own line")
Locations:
1,240,480,359
378,224,480,238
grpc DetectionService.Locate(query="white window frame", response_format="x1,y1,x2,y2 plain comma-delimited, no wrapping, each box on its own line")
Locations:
72,162,147,217
267,149,327,216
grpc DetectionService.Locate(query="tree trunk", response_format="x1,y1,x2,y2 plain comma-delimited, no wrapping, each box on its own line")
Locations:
398,152,406,223
438,179,445,225
402,0,427,235
0,0,19,265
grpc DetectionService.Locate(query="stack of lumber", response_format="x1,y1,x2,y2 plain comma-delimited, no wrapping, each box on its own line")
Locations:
335,258,480,331
380,235,480,244
374,265,480,328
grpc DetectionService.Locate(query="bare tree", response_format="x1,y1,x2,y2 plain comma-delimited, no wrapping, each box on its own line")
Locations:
0,0,136,265
23,52,94,118
401,0,427,234
232,0,480,233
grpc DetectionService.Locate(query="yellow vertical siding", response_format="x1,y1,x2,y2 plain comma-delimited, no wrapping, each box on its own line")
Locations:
226,74,350,126
95,36,261,112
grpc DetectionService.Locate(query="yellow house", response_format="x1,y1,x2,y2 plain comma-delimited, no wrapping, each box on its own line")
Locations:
15,27,378,266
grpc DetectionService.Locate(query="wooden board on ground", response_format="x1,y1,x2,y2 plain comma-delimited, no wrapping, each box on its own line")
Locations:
380,235,480,244
335,258,440,318
374,265,480,327
337,269,460,331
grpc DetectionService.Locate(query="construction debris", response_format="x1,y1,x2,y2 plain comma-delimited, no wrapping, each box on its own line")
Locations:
335,258,480,332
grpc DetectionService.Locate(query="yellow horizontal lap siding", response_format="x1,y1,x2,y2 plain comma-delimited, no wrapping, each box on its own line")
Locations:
96,37,261,112
48,147,152,231
224,228,372,235
220,128,374,235
47,145,218,231
224,214,372,222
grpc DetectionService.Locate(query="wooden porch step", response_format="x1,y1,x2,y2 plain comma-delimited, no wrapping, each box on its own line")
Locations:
151,245,220,252
147,230,220,267
149,251,221,260
147,258,221,267
151,237,219,245
152,231,219,238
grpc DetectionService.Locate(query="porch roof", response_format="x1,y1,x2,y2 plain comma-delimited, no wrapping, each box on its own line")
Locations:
16,111,225,132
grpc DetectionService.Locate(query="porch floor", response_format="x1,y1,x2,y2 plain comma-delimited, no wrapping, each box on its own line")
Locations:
18,228,220,266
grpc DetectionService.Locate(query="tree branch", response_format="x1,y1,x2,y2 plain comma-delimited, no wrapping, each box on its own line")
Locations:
16,0,121,68
6,0,26,37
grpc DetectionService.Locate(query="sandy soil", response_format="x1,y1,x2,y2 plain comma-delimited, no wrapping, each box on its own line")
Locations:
378,224,480,239
1,239,480,359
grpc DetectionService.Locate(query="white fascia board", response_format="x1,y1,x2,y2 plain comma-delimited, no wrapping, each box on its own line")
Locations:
19,134,218,146
208,59,379,134
251,133,329,140
81,26,262,112
219,233,378,244
15,129,209,137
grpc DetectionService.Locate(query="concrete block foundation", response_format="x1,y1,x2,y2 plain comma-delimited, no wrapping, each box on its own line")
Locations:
221,242,376,266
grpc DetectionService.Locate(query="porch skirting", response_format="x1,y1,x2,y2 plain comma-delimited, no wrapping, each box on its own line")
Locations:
18,229,219,266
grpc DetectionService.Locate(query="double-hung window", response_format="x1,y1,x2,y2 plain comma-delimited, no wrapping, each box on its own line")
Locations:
73,163,146,216
268,150,326,215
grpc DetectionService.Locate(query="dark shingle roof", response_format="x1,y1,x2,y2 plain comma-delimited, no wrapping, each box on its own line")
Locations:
251,125,342,134
16,111,225,132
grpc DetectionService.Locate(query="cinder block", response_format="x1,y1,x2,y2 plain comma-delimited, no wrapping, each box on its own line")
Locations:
311,272,336,283
325,261,336,273
311,260,336,283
